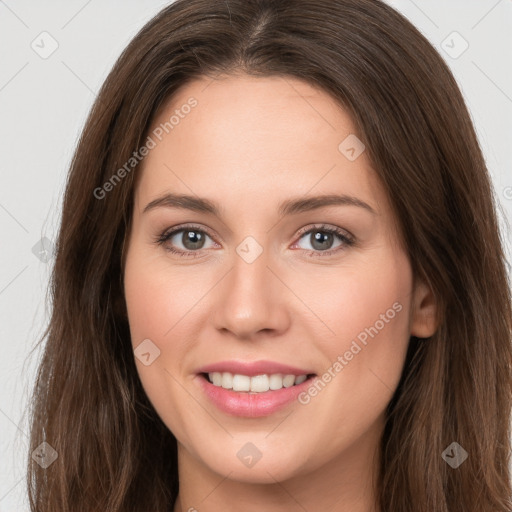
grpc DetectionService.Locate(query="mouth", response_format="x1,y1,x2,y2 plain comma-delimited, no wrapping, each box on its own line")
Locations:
200,372,317,394
197,370,317,417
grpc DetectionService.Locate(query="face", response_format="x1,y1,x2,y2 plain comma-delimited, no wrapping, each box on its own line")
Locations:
123,74,436,485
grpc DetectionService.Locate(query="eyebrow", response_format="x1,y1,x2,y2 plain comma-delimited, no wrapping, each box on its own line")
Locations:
142,193,377,217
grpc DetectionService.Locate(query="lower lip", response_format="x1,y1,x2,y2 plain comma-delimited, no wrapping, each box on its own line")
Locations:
196,374,316,418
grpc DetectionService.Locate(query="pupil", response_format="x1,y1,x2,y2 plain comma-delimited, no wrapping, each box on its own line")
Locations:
179,230,334,251
183,230,204,249
312,231,332,250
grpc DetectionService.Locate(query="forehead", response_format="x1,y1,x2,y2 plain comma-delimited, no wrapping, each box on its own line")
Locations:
134,74,388,219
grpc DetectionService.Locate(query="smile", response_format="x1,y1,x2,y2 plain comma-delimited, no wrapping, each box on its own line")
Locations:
205,372,311,393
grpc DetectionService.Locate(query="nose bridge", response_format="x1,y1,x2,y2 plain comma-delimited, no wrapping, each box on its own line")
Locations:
228,237,274,312
212,235,290,338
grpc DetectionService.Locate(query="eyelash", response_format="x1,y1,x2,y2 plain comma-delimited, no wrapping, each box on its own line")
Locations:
154,223,355,259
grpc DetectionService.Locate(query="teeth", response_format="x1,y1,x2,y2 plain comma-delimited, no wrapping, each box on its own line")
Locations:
269,373,284,390
232,374,250,392
282,374,295,388
294,374,307,385
212,372,222,386
251,374,269,392
221,372,233,389
208,372,310,392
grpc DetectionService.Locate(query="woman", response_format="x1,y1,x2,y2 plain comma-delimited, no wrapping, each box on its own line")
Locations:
26,0,512,510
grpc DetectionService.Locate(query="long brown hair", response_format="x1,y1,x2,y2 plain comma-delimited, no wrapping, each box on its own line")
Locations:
25,0,512,510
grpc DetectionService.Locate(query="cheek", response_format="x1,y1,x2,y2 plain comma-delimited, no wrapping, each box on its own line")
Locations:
309,247,413,391
339,258,411,394
338,268,410,344
293,253,413,455
123,247,199,347
123,248,199,433
299,253,412,350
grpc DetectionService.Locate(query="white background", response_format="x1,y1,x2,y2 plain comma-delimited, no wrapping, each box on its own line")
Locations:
0,0,511,509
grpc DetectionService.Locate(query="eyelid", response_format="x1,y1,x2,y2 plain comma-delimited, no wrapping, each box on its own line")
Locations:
156,222,355,257
158,222,353,242
294,223,354,242
159,223,217,240
290,223,355,258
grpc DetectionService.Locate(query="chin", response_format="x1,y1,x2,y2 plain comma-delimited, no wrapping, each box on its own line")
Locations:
197,440,313,483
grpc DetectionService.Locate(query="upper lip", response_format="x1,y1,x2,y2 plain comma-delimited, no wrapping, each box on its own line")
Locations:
195,360,315,377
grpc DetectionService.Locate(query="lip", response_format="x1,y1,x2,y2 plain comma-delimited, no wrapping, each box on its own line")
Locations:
195,373,316,417
193,360,317,418
195,359,314,377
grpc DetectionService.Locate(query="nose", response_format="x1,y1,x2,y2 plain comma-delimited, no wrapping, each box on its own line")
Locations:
212,246,291,340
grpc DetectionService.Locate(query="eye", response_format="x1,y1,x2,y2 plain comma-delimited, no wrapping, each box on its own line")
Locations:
292,224,355,257
155,224,217,257
155,223,355,258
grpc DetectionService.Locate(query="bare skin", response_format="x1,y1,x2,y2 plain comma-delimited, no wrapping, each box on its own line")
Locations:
123,74,438,512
